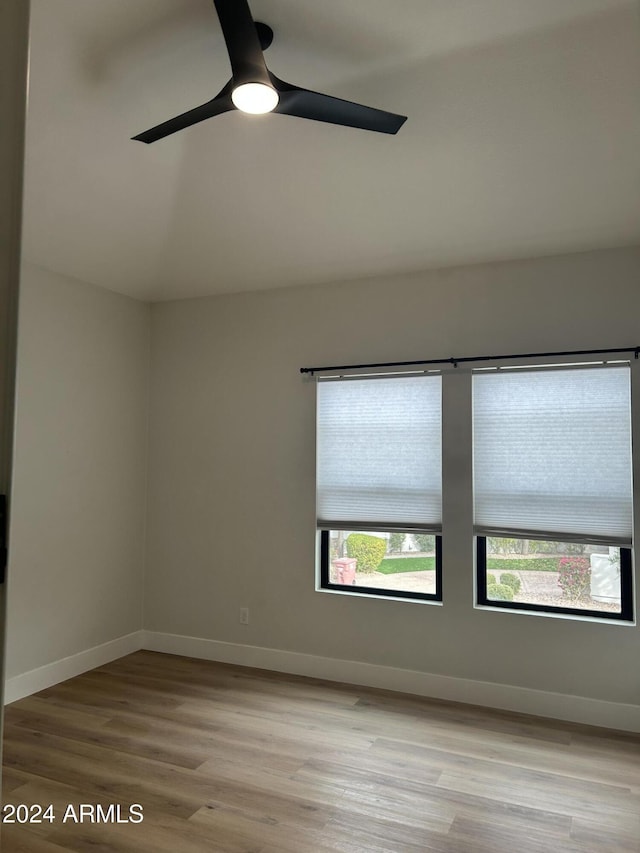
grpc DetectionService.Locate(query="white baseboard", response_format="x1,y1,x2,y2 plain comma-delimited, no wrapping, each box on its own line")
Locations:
4,631,145,705
5,629,639,732
143,630,640,733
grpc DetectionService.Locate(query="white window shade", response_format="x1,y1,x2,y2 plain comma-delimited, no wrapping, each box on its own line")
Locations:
473,366,633,545
316,375,442,530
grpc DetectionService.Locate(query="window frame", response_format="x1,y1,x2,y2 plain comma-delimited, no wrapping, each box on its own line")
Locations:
476,536,634,621
319,530,443,603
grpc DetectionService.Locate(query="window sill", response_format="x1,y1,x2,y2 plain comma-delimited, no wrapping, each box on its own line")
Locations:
316,585,443,606
473,602,635,626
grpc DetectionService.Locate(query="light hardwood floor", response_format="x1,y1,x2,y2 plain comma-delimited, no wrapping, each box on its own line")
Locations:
2,650,639,852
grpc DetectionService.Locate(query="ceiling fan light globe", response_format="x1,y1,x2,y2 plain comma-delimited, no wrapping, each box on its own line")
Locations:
231,83,279,114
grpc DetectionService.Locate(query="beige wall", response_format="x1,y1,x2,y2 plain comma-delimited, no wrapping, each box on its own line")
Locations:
5,264,150,678
146,246,640,706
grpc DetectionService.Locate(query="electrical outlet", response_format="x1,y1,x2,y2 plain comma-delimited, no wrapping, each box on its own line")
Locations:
239,607,249,625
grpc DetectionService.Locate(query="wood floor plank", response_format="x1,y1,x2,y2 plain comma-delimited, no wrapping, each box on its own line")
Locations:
3,650,640,853
372,735,640,814
362,715,640,789
4,711,209,772
435,768,640,828
44,816,258,853
7,696,112,728
2,825,72,853
191,804,391,853
444,814,579,853
569,816,640,852
1,766,33,795
2,781,90,840
2,735,204,821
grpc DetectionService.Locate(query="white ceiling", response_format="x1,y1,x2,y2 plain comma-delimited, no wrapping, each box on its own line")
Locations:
22,0,640,301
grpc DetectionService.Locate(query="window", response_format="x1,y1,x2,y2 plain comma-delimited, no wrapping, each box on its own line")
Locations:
476,537,632,619
316,374,442,601
320,529,442,600
310,350,636,621
473,365,634,620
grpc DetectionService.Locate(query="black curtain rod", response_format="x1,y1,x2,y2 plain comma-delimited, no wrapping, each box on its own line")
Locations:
300,346,640,375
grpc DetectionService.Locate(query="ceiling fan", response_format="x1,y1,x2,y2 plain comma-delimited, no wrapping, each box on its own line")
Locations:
132,0,407,143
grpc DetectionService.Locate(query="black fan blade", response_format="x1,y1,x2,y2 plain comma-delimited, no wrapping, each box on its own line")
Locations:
214,0,270,86
272,77,407,135
132,83,234,143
